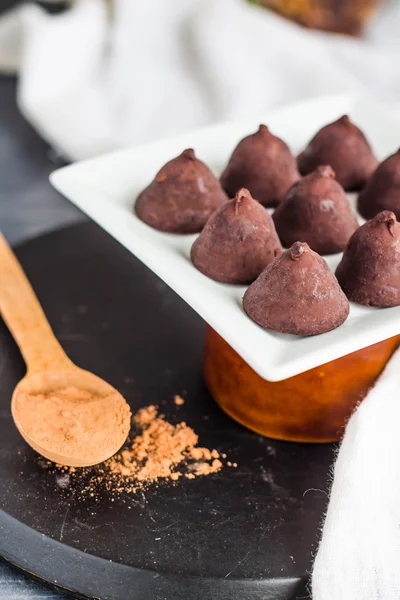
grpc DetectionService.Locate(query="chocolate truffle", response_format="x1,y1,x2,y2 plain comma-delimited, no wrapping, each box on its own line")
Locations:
336,211,400,307
135,149,228,233
298,115,378,191
358,150,400,221
191,188,282,284
243,242,349,335
220,125,300,207
272,165,358,255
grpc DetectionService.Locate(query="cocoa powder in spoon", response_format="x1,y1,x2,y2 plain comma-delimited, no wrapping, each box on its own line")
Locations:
15,385,131,465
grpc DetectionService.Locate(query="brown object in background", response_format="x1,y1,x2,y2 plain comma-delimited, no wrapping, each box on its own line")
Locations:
204,326,400,443
252,0,383,36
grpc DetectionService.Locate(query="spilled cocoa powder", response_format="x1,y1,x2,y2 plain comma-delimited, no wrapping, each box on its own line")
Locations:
108,405,222,483
45,402,229,499
174,394,185,406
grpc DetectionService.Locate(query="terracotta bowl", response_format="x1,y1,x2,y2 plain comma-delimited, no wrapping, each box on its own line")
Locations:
204,325,400,443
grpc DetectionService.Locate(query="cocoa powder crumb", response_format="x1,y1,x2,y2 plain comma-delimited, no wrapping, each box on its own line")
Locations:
189,459,223,476
174,395,185,406
134,405,158,427
189,447,212,461
108,407,199,482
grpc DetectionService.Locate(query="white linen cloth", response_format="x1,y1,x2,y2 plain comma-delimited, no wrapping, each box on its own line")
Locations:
2,0,400,160
312,347,400,600
1,2,400,598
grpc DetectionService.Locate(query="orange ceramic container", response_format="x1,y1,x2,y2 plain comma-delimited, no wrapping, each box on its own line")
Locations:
204,326,400,443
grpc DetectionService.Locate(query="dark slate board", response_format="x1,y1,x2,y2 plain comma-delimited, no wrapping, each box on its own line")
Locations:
0,223,333,599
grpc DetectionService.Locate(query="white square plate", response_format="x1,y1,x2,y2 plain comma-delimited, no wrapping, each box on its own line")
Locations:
50,93,400,382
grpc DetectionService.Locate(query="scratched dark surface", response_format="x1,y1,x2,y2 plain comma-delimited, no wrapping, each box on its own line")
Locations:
0,75,334,600
0,74,82,599
0,224,335,599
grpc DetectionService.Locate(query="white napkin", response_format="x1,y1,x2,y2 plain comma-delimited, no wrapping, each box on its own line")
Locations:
1,0,400,160
312,347,400,600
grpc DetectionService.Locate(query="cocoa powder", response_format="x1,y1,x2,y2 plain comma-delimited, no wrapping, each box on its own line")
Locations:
16,386,131,464
46,403,228,498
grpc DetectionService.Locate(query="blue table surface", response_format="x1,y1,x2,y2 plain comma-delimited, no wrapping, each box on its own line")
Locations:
0,75,84,599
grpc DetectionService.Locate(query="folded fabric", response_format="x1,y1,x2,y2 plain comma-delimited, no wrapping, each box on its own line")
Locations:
0,0,400,160
313,346,400,600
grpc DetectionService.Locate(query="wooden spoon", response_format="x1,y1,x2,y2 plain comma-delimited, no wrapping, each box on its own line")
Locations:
0,232,131,467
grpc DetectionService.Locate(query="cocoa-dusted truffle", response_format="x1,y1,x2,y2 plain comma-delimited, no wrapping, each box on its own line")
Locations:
220,125,300,207
358,150,400,221
135,149,228,233
298,115,378,191
273,165,358,255
336,211,400,307
243,242,349,335
191,188,282,284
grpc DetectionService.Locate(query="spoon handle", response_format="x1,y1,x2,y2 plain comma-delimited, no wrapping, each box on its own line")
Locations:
0,232,72,374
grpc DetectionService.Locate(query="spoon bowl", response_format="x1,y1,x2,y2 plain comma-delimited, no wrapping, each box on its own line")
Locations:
12,368,131,467
0,233,131,467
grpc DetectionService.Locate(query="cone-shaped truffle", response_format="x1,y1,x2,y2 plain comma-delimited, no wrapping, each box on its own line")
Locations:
358,150,400,221
220,125,300,207
135,149,228,233
243,242,349,335
273,165,358,254
298,116,378,191
191,188,282,284
336,211,400,307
